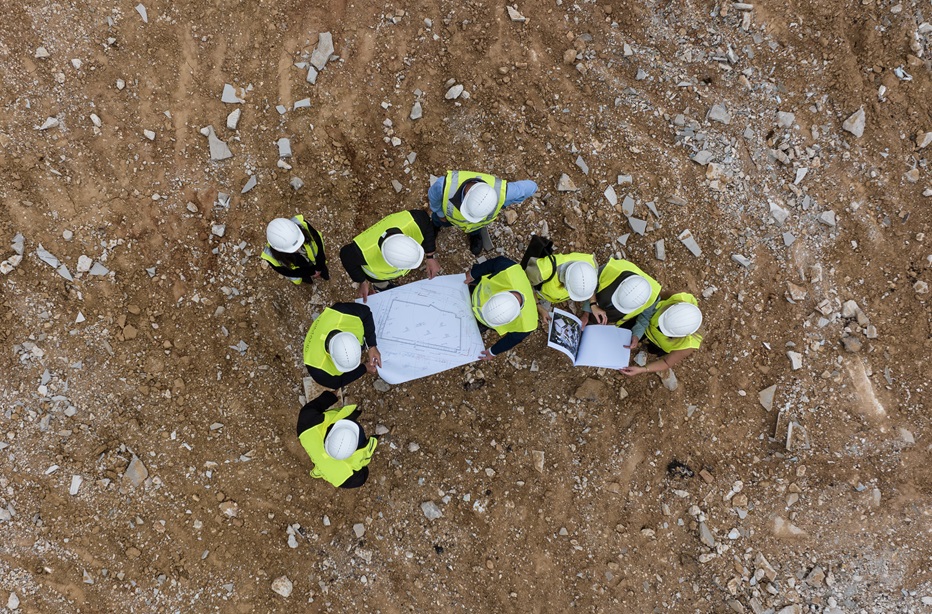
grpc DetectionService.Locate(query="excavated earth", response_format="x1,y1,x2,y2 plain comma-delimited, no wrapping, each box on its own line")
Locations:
1,0,931,611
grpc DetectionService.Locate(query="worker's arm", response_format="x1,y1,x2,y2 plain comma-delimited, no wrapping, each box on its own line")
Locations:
468,256,515,281
620,348,695,377
502,180,538,207
333,302,378,348
628,304,658,348
306,225,330,281
427,177,446,217
296,391,338,436
409,210,437,253
338,243,370,284
487,331,531,357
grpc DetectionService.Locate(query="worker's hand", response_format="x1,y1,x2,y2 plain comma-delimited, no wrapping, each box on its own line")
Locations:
368,347,382,369
591,305,608,325
312,270,322,279
478,349,495,361
624,336,640,350
425,258,441,279
358,281,371,303
537,305,552,327
464,272,474,285
580,312,589,329
619,365,647,377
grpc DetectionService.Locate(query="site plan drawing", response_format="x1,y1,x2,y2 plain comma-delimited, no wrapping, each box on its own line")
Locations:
358,274,484,384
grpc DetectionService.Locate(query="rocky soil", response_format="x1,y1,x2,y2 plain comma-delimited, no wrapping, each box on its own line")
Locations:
1,0,931,612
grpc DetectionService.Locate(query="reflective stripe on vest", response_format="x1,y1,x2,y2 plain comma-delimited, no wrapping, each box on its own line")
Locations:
298,404,379,487
644,293,703,353
596,259,662,325
303,308,366,376
535,253,597,304
353,211,425,281
471,264,539,335
261,216,321,283
441,171,507,232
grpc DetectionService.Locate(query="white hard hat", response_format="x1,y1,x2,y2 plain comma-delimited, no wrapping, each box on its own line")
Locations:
381,234,424,269
658,302,703,337
327,332,362,373
564,261,597,301
266,218,303,253
324,419,360,460
460,182,498,223
612,275,652,314
481,291,521,327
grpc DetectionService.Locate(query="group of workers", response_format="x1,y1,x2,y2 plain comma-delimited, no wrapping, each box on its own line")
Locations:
264,170,705,488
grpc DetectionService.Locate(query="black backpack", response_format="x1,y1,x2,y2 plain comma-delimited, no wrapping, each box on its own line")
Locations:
520,235,558,287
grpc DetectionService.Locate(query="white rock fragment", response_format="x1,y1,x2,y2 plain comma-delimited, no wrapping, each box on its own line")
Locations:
622,195,635,217
241,175,257,194
116,79,125,90
819,211,837,227
627,217,647,235
226,109,241,130
71,58,82,70
691,150,713,165
410,101,422,120
221,84,245,104
445,84,464,100
37,117,60,131
212,224,226,238
7,592,19,611
391,180,403,193
707,103,731,125
76,255,93,273
770,202,790,226
556,174,578,192
278,138,292,158
603,185,618,207
776,111,795,128
506,6,526,22
917,132,932,149
143,129,155,141
654,240,666,261
135,3,148,22
35,46,50,59
787,351,803,370
75,312,85,323
271,576,293,598
421,501,443,520
310,32,334,71
575,156,589,175
36,244,61,268
200,126,233,161
293,98,311,110
69,475,83,495
276,105,287,115
732,254,752,268
353,523,366,538
842,108,865,137
290,177,304,190
758,385,777,411
306,66,318,84
90,113,102,127
677,229,702,257
125,456,148,487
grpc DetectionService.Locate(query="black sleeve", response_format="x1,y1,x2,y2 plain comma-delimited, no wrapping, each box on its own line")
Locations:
409,210,436,253
489,331,531,356
296,391,339,436
470,256,516,280
332,302,378,348
307,225,330,281
339,242,370,283
269,262,299,279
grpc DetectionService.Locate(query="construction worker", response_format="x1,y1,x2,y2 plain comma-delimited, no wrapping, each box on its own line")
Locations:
303,303,381,390
582,259,661,333
620,293,703,377
465,256,539,359
297,391,378,488
262,216,329,284
339,209,440,303
524,252,598,327
428,170,538,256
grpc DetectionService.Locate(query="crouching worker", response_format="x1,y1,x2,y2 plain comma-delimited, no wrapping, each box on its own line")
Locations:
304,303,381,390
297,391,378,488
466,256,538,360
620,293,703,377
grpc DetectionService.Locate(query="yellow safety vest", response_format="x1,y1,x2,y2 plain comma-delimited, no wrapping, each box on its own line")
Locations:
352,211,425,281
303,308,366,376
533,253,597,304
441,170,507,233
261,215,322,285
298,404,378,487
644,293,703,353
471,264,538,335
596,259,662,325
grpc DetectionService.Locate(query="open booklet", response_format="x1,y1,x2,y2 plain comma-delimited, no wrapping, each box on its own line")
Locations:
547,308,632,369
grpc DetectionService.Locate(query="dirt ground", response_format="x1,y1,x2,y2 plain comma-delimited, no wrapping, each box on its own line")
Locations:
1,0,931,611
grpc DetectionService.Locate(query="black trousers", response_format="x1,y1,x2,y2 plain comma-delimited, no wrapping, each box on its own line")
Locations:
306,364,367,390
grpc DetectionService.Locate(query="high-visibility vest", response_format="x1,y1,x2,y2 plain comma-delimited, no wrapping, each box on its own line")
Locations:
261,215,322,285
471,264,538,335
352,211,425,281
534,253,597,304
303,308,366,376
440,171,507,233
595,259,662,325
644,293,703,353
298,404,378,487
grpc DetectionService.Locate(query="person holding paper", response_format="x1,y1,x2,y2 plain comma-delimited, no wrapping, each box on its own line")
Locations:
620,293,703,377
339,209,440,303
582,259,662,332
428,170,538,255
303,303,382,390
465,256,539,360
297,391,378,488
523,252,598,327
